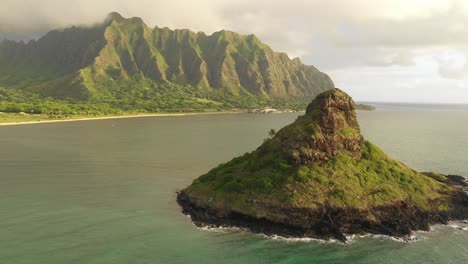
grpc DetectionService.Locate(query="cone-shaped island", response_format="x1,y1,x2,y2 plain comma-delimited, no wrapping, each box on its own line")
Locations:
177,88,467,241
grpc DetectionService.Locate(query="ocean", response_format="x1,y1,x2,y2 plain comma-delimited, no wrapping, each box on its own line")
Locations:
0,103,467,263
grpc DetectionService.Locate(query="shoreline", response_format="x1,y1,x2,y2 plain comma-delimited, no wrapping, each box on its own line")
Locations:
177,191,468,243
192,218,468,244
0,111,241,127
176,174,468,243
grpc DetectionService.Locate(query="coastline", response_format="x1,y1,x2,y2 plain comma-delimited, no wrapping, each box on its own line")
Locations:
177,174,468,243
0,111,241,126
192,218,468,244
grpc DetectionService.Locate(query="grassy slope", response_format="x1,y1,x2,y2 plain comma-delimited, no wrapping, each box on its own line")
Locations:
185,141,450,216
183,91,453,220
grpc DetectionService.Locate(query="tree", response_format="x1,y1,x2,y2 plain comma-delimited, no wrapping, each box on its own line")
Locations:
268,129,276,138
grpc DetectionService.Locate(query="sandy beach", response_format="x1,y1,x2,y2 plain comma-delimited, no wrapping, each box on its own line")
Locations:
0,112,240,126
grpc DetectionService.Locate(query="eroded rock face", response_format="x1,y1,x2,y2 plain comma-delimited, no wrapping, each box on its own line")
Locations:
277,89,364,165
310,89,360,134
177,184,468,242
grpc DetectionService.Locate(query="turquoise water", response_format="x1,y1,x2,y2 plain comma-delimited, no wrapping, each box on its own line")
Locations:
0,106,467,263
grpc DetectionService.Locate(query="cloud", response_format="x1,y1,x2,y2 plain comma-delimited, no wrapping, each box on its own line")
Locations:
1,0,467,102
1,1,467,64
0,0,229,34
217,0,468,70
435,50,468,79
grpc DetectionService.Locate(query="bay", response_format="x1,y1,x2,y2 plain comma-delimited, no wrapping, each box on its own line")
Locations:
0,105,467,264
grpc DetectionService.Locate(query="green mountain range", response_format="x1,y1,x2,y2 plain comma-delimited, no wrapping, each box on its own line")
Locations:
0,12,334,114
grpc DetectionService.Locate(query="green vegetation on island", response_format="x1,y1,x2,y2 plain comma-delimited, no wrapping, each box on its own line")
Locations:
178,88,468,241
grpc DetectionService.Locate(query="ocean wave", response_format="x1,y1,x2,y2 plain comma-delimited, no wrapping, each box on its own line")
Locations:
262,234,342,244
432,221,468,232
197,225,245,233
186,217,467,244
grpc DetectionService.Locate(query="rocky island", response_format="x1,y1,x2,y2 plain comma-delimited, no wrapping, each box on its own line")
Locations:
177,88,468,242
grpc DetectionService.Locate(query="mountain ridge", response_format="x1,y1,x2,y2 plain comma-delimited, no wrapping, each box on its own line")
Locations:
0,12,334,114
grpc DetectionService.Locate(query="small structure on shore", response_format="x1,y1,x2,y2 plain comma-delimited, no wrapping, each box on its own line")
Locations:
248,108,279,114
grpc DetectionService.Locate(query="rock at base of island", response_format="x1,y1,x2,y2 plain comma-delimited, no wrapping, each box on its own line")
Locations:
177,174,467,242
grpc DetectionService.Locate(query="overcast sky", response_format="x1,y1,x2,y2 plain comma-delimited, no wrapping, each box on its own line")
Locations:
1,0,468,103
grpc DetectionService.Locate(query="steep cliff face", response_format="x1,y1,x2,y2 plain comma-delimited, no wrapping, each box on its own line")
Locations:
0,12,334,108
84,12,333,98
270,89,364,165
177,88,468,241
0,24,108,99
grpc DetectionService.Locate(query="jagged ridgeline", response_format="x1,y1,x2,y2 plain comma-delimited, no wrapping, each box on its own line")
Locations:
177,89,468,241
0,12,334,112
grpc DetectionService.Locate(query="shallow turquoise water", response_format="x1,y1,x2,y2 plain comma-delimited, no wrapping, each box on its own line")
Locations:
0,106,467,263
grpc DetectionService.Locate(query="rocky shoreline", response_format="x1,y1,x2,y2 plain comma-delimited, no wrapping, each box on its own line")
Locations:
177,175,468,242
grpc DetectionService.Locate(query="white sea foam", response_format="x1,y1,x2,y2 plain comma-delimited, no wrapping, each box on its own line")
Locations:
193,223,343,244
191,223,435,244
186,217,467,244
262,234,342,244
262,232,419,244
345,233,420,243
429,221,468,232
446,221,468,231
197,225,245,233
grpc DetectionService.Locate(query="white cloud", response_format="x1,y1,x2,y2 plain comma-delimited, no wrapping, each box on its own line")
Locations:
435,50,468,79
0,0,467,103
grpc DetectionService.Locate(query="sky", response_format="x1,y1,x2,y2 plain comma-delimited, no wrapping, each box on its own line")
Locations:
1,0,468,103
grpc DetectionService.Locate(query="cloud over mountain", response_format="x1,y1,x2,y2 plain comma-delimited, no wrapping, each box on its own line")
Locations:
1,0,467,103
